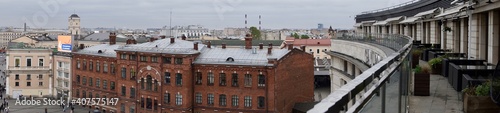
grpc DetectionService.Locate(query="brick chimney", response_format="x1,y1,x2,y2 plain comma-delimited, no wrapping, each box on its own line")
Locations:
222,43,226,49
109,32,116,45
268,43,272,54
79,44,85,50
207,41,211,48
181,34,187,40
150,38,156,42
194,42,199,50
300,45,306,51
245,34,252,49
160,35,166,39
259,43,263,49
268,43,273,49
288,43,293,50
132,39,137,44
170,38,175,43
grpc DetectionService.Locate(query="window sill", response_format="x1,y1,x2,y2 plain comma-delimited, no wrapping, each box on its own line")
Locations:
257,107,265,109
207,84,214,86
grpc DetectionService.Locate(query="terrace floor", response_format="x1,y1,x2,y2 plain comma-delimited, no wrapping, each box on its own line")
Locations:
409,61,464,113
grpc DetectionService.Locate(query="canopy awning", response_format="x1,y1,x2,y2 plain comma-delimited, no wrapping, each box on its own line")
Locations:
354,23,362,27
414,8,440,17
373,21,388,26
385,16,405,22
399,17,421,24
436,4,469,18
361,20,376,26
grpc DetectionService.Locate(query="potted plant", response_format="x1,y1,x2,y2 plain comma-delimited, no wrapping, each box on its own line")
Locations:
412,49,423,68
463,81,500,113
428,57,443,74
414,65,431,96
443,26,452,32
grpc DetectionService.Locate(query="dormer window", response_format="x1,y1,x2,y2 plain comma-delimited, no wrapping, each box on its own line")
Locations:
226,57,234,62
98,50,103,53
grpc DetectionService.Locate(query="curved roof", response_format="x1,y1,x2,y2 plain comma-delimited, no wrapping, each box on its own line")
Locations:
355,0,454,22
70,14,79,18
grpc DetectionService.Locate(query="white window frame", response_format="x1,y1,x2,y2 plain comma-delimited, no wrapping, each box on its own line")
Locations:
26,57,32,67
38,57,44,66
15,57,21,67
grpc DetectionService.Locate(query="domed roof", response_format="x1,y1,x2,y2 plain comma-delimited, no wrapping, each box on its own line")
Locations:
70,14,79,18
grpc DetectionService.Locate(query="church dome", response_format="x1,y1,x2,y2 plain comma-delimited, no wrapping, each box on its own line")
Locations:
70,14,79,18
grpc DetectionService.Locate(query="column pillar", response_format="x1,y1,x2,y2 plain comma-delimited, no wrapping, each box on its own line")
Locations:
461,18,469,54
488,11,499,64
49,75,52,95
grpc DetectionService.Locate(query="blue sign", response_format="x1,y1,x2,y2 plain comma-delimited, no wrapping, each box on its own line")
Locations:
62,44,72,51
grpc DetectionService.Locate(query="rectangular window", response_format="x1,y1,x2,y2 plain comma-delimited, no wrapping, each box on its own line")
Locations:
164,93,170,104
244,96,252,107
76,60,80,69
83,60,87,70
244,74,252,87
110,64,115,74
232,73,238,87
27,74,31,80
129,107,135,113
15,82,19,86
343,61,347,72
89,78,93,86
258,96,265,108
129,55,136,60
164,72,171,84
64,73,69,78
208,94,214,105
38,58,43,66
208,72,214,85
103,80,107,89
38,74,42,80
39,82,43,86
26,58,32,67
96,79,100,87
121,86,126,96
175,58,183,64
130,87,135,98
176,73,182,86
103,63,108,72
121,68,126,79
96,62,100,72
121,104,125,112
82,77,87,85
141,97,144,108
15,74,19,80
151,56,158,62
232,95,239,106
58,61,62,68
120,54,127,59
195,93,202,104
110,82,115,90
162,57,171,64
64,81,68,87
89,61,93,70
15,58,20,67
140,56,147,62
27,82,31,86
154,100,158,110
130,69,136,80
219,73,226,86
176,94,182,105
219,94,227,106
195,72,202,85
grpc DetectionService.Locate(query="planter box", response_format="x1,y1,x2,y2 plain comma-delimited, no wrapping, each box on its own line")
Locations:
464,93,500,113
431,63,442,74
412,54,420,68
414,73,430,96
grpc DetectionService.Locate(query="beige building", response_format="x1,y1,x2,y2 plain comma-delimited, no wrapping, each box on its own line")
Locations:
284,38,332,59
52,52,72,101
6,42,53,98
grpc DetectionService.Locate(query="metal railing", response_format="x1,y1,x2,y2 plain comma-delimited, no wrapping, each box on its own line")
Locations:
9,66,51,70
359,0,420,15
309,33,413,113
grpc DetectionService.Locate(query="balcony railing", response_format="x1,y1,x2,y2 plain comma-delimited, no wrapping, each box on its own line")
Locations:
309,33,413,113
9,66,51,70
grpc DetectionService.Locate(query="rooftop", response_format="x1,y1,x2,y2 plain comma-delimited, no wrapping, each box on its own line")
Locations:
194,47,291,66
116,38,204,54
76,44,121,57
7,42,52,50
208,40,284,46
285,38,331,46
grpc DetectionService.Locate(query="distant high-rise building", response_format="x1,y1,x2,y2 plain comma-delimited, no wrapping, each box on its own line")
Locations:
68,14,81,36
318,23,324,30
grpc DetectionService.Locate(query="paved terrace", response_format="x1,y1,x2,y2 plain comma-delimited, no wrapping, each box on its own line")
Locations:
409,61,463,113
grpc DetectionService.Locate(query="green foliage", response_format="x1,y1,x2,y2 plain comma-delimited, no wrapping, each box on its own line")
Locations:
300,35,310,39
292,33,300,39
413,65,430,74
412,49,423,56
463,81,494,96
249,27,261,40
428,57,443,68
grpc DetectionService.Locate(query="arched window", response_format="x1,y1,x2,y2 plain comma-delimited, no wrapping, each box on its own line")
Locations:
146,75,152,90
141,78,145,90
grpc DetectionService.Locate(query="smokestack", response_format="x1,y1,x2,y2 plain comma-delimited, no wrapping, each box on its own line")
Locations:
245,14,248,29
194,42,199,50
181,34,187,40
222,43,226,49
207,41,211,48
24,23,27,32
288,43,293,50
300,45,306,52
170,38,175,43
259,15,261,30
109,32,117,45
259,43,263,49
245,34,252,49
79,44,85,49
160,35,166,39
268,45,272,55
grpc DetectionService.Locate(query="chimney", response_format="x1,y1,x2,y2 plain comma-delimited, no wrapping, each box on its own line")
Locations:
150,38,156,42
222,43,226,49
109,32,117,45
194,42,199,50
288,43,293,50
207,41,211,48
160,35,166,39
79,44,85,50
300,45,306,51
245,34,252,49
268,43,273,49
181,34,187,40
170,38,175,43
132,39,137,44
268,46,272,55
259,43,263,49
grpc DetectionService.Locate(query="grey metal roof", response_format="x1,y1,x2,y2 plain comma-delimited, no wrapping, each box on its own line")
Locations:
76,44,121,57
81,33,131,42
194,47,290,66
208,40,284,46
116,38,205,54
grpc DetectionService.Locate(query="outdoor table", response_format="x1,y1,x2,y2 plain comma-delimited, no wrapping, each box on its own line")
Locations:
449,64,495,91
443,57,486,77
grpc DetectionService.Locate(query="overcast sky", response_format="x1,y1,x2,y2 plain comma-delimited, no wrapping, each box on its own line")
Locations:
0,0,413,30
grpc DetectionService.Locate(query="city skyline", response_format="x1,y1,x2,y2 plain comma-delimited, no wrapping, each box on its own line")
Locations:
0,0,413,30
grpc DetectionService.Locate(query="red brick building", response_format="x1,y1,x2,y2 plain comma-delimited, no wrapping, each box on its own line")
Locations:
72,33,314,113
